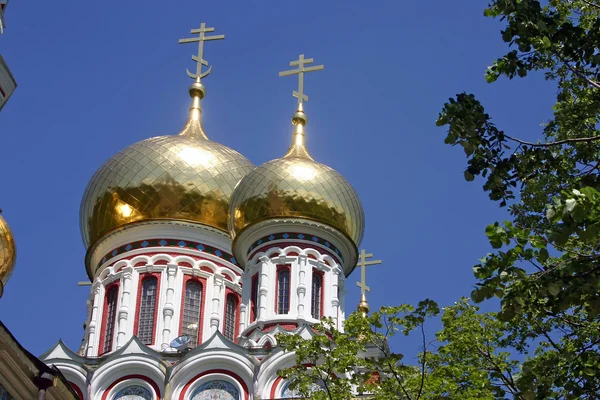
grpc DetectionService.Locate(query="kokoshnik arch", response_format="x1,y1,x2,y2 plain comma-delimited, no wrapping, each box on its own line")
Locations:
0,20,383,400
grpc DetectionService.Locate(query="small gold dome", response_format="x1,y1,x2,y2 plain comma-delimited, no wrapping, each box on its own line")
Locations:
229,109,364,246
80,91,254,248
0,213,16,298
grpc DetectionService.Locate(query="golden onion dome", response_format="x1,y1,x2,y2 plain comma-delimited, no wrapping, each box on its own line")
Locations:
229,105,365,246
80,82,254,248
0,212,16,298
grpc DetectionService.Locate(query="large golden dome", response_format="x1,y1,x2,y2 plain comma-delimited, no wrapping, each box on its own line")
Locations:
80,85,254,248
229,108,365,246
0,213,16,298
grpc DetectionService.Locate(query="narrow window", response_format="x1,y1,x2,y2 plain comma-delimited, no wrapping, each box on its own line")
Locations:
181,281,202,347
311,272,323,319
224,294,238,340
250,274,258,322
277,268,290,314
103,286,118,352
137,277,158,344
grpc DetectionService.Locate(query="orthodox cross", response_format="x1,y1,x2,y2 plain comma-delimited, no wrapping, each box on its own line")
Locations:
279,54,324,105
179,22,225,81
356,249,382,296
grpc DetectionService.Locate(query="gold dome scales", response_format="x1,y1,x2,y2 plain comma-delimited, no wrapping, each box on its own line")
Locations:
80,23,254,248
0,212,16,298
79,24,364,260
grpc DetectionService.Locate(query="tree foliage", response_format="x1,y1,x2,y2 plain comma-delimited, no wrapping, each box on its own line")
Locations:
278,1,600,399
277,300,522,400
435,0,600,397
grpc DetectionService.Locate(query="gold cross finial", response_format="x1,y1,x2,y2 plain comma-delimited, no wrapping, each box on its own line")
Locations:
356,249,382,296
279,54,324,106
179,22,225,82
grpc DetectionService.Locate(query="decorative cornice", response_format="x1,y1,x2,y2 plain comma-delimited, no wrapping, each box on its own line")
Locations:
97,238,238,269
86,219,231,276
247,232,343,262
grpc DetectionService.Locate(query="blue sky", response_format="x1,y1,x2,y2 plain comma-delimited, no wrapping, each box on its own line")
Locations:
0,1,555,357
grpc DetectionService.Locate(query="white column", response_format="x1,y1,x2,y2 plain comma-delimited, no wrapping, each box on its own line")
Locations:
296,255,308,320
239,272,251,332
338,271,347,330
258,256,270,322
161,264,178,349
210,274,224,335
86,283,102,357
116,267,133,349
331,267,340,329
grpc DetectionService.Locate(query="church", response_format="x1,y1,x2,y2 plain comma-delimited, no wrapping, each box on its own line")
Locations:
0,21,377,400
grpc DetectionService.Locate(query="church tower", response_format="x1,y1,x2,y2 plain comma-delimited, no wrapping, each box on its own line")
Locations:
41,23,367,400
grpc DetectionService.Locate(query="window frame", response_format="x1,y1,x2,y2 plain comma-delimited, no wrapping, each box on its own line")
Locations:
134,273,161,346
275,266,291,315
250,274,258,323
179,275,207,346
311,269,324,320
100,283,119,354
223,290,240,341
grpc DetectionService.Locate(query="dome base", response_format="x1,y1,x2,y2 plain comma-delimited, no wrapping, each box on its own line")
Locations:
232,218,358,277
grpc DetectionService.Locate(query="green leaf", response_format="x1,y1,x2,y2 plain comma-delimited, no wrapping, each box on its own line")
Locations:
464,170,475,181
548,283,560,297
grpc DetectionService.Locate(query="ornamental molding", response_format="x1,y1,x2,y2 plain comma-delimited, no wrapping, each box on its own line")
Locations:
87,220,232,277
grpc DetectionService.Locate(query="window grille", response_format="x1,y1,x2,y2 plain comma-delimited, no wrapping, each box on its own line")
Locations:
191,380,239,400
277,269,290,314
114,385,152,400
182,281,202,347
103,286,118,352
250,274,258,322
224,294,237,340
137,277,157,344
311,272,323,319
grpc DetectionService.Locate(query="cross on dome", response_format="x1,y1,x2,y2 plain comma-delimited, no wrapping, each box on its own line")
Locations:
279,54,324,106
179,22,225,82
356,249,382,316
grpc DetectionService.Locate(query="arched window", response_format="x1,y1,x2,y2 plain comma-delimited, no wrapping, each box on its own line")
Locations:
182,280,202,347
114,385,152,400
277,268,290,314
137,277,158,345
311,271,323,320
191,381,239,400
250,274,258,322
224,294,238,340
103,285,119,353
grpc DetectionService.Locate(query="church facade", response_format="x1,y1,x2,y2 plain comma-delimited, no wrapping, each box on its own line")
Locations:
1,22,371,400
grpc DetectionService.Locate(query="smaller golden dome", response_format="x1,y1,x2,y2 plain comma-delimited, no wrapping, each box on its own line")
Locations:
229,107,365,245
0,212,16,298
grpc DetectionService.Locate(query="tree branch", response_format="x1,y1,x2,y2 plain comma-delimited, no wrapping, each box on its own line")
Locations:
504,132,600,148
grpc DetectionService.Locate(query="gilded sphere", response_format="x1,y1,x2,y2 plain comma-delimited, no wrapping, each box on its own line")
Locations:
80,135,254,247
229,156,365,246
0,214,16,297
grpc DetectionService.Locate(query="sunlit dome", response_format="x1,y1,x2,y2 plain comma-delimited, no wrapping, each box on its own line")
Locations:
0,212,16,298
229,106,365,247
80,83,254,248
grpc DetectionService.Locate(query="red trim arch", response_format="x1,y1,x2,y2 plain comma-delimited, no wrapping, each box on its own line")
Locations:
270,376,285,399
179,275,208,344
69,382,84,400
179,369,249,400
133,272,162,345
101,374,161,400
